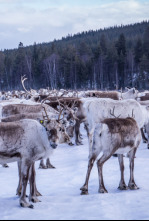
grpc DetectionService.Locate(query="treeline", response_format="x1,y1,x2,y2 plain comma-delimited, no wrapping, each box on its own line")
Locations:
0,21,149,91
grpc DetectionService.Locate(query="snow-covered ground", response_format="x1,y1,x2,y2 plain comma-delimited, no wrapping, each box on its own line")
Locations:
0,127,149,220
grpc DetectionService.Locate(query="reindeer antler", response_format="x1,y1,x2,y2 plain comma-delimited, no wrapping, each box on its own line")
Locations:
71,100,77,110
110,106,121,118
42,106,50,121
132,109,135,118
128,109,135,118
21,76,33,96
57,100,66,122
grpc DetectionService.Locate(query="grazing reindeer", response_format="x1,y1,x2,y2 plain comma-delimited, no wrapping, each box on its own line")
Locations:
0,119,59,208
80,117,141,195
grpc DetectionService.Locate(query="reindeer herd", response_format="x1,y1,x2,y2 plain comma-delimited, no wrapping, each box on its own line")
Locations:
1,76,149,209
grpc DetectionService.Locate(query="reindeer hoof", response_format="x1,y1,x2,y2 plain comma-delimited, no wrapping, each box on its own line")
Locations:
81,190,89,195
69,142,74,146
39,165,47,169
80,186,89,195
16,192,21,197
29,204,34,209
3,164,9,168
118,185,129,191
29,196,41,203
20,200,34,209
36,191,42,197
46,165,56,169
128,183,139,190
76,142,83,146
99,188,108,194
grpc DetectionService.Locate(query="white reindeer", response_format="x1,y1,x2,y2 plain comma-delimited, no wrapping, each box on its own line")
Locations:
81,117,142,195
0,119,59,208
82,99,148,157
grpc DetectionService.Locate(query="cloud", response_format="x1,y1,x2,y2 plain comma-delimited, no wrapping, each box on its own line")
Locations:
0,0,148,49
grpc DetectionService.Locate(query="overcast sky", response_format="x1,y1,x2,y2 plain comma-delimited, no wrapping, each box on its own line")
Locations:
0,0,149,50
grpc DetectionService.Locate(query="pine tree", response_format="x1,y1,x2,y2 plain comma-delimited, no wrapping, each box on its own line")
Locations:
116,33,126,57
134,38,143,64
143,26,149,59
116,33,126,88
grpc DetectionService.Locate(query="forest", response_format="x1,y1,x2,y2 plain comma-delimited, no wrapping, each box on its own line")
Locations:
0,21,149,91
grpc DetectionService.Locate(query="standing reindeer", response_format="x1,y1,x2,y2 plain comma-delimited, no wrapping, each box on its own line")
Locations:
81,117,141,195
1,105,74,169
0,119,59,208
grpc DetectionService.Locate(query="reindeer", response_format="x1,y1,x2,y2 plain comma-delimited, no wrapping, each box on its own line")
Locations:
81,99,149,157
0,119,59,208
42,97,87,145
16,115,67,198
42,97,84,145
137,101,149,148
1,106,74,169
138,92,149,101
38,107,74,169
82,88,143,100
80,117,141,195
1,103,57,118
42,88,144,146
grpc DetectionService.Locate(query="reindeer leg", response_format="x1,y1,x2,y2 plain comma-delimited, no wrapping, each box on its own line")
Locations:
79,131,83,140
118,154,128,190
128,148,139,190
46,158,56,169
39,159,47,169
97,152,114,194
75,120,83,146
80,156,96,195
29,163,41,203
141,128,148,144
16,161,22,196
20,160,34,209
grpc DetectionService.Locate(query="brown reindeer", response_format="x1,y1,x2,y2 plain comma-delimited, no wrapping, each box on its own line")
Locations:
85,91,120,100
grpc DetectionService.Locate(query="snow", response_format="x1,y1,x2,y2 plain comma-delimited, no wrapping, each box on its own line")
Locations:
0,127,149,220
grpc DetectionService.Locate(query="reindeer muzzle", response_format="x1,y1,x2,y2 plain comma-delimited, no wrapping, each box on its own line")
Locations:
51,143,58,149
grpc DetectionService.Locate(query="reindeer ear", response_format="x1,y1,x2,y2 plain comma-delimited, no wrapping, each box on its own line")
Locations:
125,87,129,91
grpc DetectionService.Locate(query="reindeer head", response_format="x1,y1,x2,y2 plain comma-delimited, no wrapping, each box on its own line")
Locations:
44,119,61,149
41,106,72,147
125,87,139,100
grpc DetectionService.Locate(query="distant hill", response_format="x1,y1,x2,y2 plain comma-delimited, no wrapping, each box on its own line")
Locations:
0,21,149,90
